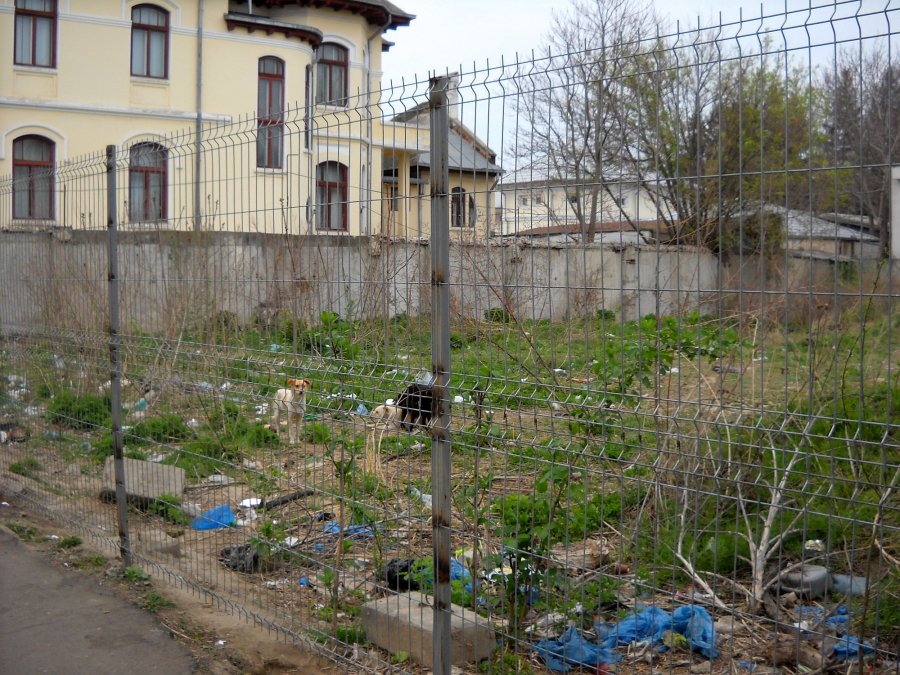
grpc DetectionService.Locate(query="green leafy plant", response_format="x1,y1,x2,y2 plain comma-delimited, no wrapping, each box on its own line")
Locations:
46,390,111,430
9,456,43,479
122,565,151,582
57,536,82,549
75,554,107,568
6,522,39,541
138,590,176,612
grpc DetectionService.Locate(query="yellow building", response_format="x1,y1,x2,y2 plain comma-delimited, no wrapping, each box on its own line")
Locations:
0,0,499,236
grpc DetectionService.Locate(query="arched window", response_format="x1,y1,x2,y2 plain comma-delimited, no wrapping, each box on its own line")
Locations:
451,187,466,228
12,135,54,220
129,142,167,222
257,57,284,168
316,43,348,107
14,0,57,67
131,4,168,78
316,162,347,231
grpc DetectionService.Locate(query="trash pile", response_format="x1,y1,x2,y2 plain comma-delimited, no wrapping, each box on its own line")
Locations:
533,605,718,672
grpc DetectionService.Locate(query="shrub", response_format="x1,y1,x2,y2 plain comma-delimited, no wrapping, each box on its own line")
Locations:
46,391,110,430
9,456,43,479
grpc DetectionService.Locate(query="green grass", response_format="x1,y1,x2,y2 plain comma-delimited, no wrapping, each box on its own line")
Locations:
74,554,107,568
138,590,176,613
6,522,39,541
46,390,111,430
9,456,43,479
57,536,82,549
122,565,151,582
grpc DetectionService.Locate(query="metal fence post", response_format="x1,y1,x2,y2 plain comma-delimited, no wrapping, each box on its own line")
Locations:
429,75,452,675
106,144,131,567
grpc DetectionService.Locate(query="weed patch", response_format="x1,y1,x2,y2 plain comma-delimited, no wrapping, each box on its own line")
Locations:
9,456,43,479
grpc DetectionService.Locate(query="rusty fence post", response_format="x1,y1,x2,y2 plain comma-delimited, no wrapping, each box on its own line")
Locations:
429,75,452,675
106,144,131,566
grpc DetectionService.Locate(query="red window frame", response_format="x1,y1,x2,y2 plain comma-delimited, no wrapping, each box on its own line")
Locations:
257,56,285,169
131,4,169,79
451,187,467,228
14,0,57,68
316,162,348,231
316,43,348,107
12,135,54,220
128,142,167,222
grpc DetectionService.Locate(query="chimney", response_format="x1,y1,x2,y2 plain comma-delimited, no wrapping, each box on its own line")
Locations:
446,72,460,120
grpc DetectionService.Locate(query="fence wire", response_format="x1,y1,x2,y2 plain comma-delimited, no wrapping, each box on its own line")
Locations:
2,2,900,674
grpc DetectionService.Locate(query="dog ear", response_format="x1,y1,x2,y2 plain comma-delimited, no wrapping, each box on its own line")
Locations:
302,379,311,388
287,378,296,386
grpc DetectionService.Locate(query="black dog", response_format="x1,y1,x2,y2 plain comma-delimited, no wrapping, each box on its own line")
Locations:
394,382,435,430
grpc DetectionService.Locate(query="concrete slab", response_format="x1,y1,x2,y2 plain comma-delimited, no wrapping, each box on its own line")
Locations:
100,457,185,506
134,528,181,557
361,591,495,667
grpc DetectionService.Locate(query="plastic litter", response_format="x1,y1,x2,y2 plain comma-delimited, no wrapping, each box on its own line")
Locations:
356,403,369,416
0,502,9,507
534,626,617,671
833,636,874,660
832,574,869,597
192,505,236,530
215,640,226,647
43,431,60,438
219,543,258,573
601,606,672,649
239,498,262,509
409,487,433,508
453,395,464,404
269,344,285,352
671,606,719,659
323,521,377,536
737,660,757,671
299,577,310,586
384,558,421,591
282,536,300,548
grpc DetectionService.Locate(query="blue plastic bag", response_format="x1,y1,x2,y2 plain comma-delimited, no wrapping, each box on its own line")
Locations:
672,606,718,659
534,626,619,672
191,505,236,530
601,606,672,649
323,520,377,536
833,636,874,660
418,558,473,592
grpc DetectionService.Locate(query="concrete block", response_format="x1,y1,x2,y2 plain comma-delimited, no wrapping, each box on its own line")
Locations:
361,591,495,667
135,528,181,557
100,457,185,506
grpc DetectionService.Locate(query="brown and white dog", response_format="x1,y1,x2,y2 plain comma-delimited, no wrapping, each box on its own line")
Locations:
270,378,311,445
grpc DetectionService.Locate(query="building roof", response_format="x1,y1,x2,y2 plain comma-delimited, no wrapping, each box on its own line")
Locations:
404,129,502,175
385,111,502,175
245,0,414,30
498,221,660,238
771,207,880,242
497,158,639,187
224,13,323,46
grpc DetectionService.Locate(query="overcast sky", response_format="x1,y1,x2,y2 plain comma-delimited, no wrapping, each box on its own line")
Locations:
380,0,823,86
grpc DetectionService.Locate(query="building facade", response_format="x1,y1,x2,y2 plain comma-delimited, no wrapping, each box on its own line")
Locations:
1,0,500,236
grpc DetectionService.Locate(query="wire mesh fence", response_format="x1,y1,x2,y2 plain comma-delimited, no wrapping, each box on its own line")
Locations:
1,1,900,674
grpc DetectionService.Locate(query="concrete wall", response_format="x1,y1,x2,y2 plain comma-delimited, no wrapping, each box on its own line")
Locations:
0,230,719,336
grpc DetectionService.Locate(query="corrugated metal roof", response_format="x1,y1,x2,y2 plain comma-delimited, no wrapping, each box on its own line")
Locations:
769,207,880,242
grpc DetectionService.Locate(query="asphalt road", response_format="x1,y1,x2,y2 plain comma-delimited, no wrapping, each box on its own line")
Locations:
0,526,195,674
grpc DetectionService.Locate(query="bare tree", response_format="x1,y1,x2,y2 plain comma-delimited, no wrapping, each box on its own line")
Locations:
512,0,657,242
824,48,900,257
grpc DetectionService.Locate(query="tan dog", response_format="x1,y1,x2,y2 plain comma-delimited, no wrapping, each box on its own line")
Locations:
370,404,402,429
270,378,311,445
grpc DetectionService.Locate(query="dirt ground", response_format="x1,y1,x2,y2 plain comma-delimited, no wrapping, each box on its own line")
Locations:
0,490,333,675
